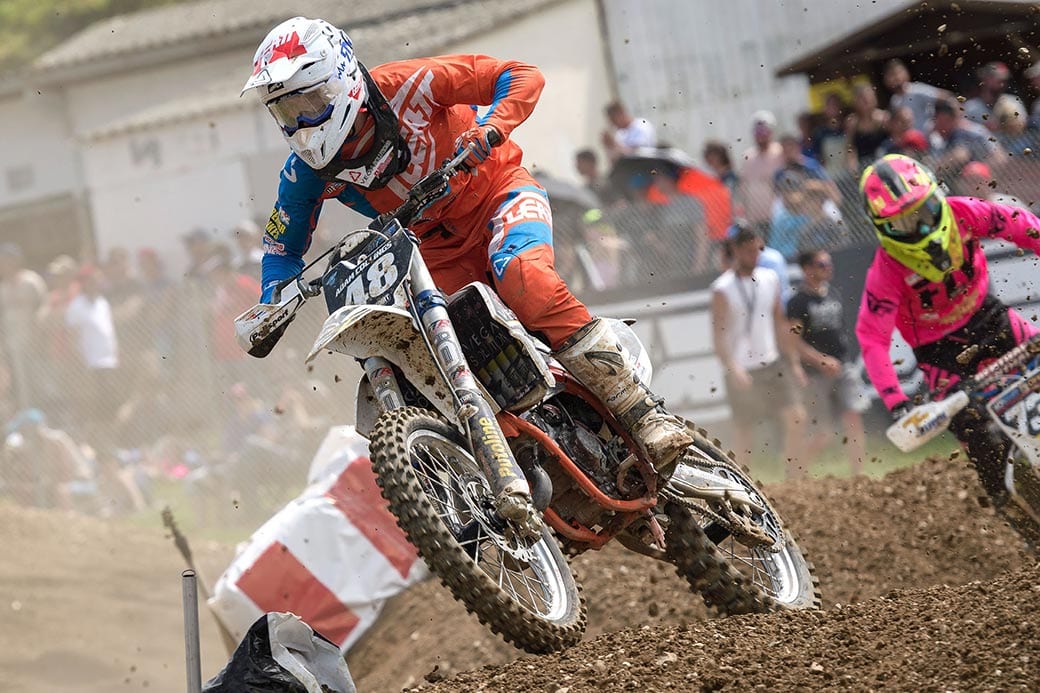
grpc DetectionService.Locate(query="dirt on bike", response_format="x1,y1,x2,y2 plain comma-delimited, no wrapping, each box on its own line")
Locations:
888,335,1040,549
235,144,821,654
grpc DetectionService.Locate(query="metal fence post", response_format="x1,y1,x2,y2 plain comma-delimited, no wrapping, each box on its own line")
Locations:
182,569,203,693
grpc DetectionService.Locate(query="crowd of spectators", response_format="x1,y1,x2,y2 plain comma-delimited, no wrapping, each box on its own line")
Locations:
0,222,331,521
562,58,1040,474
563,58,1040,299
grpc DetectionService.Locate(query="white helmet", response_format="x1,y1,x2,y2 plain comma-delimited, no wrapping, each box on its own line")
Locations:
242,17,366,170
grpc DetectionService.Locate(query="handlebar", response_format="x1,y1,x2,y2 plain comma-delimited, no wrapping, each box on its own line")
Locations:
371,137,493,231
271,139,494,302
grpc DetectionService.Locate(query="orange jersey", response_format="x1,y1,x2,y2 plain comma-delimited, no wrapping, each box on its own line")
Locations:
262,55,547,298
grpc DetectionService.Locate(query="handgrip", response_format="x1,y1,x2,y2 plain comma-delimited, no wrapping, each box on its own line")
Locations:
885,390,969,453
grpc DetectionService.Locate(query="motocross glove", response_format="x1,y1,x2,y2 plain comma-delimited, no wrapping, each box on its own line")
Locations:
454,125,501,169
889,400,912,422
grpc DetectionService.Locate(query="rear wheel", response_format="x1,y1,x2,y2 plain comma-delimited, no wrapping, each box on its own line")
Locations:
665,428,821,613
369,407,586,653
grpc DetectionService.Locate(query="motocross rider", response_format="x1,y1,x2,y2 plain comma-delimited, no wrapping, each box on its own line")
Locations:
855,153,1040,502
238,18,692,491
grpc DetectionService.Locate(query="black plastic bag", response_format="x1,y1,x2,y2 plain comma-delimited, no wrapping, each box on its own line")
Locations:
204,612,356,693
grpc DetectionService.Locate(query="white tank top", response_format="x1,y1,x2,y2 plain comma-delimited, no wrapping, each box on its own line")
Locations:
711,267,780,370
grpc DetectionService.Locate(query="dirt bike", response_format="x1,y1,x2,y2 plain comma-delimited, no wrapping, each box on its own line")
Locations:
888,334,1040,549
235,145,820,654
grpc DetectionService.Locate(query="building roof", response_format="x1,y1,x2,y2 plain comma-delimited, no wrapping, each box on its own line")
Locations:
35,0,448,72
775,0,1040,80
85,0,562,140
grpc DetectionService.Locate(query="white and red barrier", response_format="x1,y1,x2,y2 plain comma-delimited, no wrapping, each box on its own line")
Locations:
208,426,428,652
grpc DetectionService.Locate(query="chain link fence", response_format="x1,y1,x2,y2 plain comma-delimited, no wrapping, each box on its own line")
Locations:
2,146,1038,530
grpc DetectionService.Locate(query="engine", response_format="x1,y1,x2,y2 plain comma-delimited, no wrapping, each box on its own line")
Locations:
523,394,629,497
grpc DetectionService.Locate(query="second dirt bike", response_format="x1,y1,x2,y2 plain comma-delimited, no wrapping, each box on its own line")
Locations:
889,334,1040,549
236,145,821,654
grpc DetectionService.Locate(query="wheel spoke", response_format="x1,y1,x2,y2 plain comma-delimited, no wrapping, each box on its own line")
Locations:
402,427,571,622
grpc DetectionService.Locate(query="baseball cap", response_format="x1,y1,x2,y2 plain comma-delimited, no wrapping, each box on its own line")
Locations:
978,61,1010,80
900,130,928,152
751,110,777,130
962,161,992,180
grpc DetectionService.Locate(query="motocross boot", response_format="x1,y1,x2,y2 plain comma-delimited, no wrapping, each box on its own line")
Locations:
554,318,693,476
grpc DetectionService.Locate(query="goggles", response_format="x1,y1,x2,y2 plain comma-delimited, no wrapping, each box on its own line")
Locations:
875,193,945,243
268,82,342,136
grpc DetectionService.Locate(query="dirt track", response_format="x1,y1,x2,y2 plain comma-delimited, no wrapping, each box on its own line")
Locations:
350,457,1038,691
0,455,1036,691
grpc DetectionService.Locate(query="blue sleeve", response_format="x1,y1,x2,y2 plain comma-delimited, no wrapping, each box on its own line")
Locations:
476,68,512,126
260,154,326,302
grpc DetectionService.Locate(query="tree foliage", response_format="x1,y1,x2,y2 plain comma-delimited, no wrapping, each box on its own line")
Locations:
0,0,189,70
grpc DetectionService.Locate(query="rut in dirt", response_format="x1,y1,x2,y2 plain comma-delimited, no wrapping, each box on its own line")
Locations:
421,563,1040,692
348,456,1035,691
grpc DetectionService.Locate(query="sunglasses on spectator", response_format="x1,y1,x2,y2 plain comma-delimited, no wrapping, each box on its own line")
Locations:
813,259,833,269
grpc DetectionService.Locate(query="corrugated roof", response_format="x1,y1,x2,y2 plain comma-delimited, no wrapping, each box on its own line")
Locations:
85,0,562,140
35,0,459,71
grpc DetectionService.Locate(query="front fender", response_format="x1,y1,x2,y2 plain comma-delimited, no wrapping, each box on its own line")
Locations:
307,305,499,426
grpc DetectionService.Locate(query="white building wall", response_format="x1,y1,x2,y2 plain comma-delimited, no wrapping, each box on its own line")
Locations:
602,0,907,161
449,0,614,182
0,90,79,208
60,51,247,137
81,0,613,267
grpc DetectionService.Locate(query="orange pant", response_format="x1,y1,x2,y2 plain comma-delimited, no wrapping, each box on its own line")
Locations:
424,185,591,348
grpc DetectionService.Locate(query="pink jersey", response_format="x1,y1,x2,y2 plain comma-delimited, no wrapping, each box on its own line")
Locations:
855,197,1040,410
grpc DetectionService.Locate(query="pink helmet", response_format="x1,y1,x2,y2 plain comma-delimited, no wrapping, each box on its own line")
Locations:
859,154,958,282
860,153,938,222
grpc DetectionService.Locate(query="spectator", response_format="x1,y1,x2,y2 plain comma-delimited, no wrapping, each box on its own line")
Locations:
578,209,626,289
710,225,806,477
103,246,146,384
209,245,262,392
182,227,216,280
702,140,739,196
64,264,120,449
775,133,840,205
2,408,96,511
40,255,80,423
992,94,1040,156
964,61,1011,131
574,148,620,207
737,110,784,236
647,169,709,276
810,92,848,175
1024,60,1040,129
844,83,889,173
796,111,815,158
231,220,264,278
957,160,1028,208
137,248,177,377
883,58,947,131
0,242,47,409
787,249,868,476
600,100,656,160
880,105,929,159
928,96,1005,177
725,219,792,307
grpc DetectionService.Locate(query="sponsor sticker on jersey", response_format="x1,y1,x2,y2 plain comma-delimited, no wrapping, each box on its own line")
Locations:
266,207,291,239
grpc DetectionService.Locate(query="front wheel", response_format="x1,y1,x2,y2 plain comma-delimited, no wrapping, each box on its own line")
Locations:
962,426,1040,550
664,428,821,613
369,407,586,653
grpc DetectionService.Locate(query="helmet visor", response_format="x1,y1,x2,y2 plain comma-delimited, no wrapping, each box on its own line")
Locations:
876,193,945,243
268,81,343,136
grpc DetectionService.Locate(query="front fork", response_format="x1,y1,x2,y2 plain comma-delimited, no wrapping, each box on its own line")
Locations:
362,257,532,506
